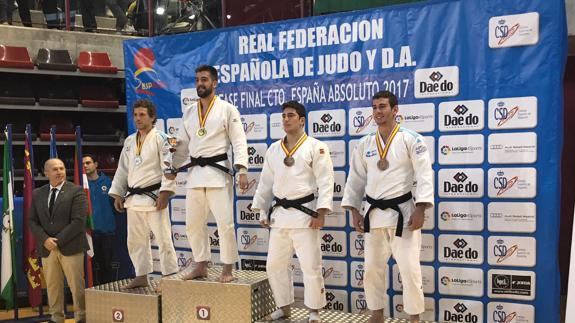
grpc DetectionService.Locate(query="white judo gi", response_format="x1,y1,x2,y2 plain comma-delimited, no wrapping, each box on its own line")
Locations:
109,127,179,276
252,136,334,309
341,127,433,315
173,96,248,265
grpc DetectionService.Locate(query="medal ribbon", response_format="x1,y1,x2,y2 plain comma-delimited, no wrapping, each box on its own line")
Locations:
136,132,144,155
375,124,400,161
197,95,217,129
281,133,308,158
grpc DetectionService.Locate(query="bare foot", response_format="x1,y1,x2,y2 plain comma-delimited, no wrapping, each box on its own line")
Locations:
121,275,148,290
309,309,321,323
264,305,291,321
410,314,420,323
182,261,208,280
219,263,236,283
368,309,384,323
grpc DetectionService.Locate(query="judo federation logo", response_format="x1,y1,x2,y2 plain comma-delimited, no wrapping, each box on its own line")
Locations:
353,111,372,134
492,305,517,323
133,47,166,95
493,239,519,263
240,230,257,250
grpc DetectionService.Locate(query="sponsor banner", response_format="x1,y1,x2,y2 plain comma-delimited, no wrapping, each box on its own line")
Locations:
488,269,536,301
420,233,436,263
414,66,459,98
488,97,538,130
438,134,484,165
323,259,348,287
489,12,540,48
349,107,377,137
175,171,187,196
239,255,267,271
321,230,347,257
269,112,285,139
207,226,220,251
246,143,267,169
166,118,183,137
151,248,161,273
235,171,260,197
333,171,346,198
348,139,360,165
393,296,436,321
176,250,194,270
171,198,186,222
325,140,347,167
325,201,347,228
438,202,484,232
439,234,484,265
308,109,346,138
422,202,435,230
439,267,484,297
488,236,536,267
236,227,269,253
349,232,365,258
350,291,388,316
236,200,262,225
393,264,435,294
439,100,485,132
241,114,268,140
488,132,537,164
324,289,349,312
488,202,536,233
488,168,536,198
423,136,435,164
172,225,189,249
180,88,199,110
438,168,484,198
350,261,367,288
155,119,166,132
396,103,435,133
487,302,535,323
439,298,484,323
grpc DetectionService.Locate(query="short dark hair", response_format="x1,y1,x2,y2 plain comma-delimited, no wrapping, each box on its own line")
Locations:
83,154,97,164
195,65,218,81
281,101,306,118
372,91,398,108
133,99,157,125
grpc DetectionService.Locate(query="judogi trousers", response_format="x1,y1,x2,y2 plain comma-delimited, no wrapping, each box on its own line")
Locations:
364,227,424,315
127,208,179,276
266,228,326,309
185,186,239,264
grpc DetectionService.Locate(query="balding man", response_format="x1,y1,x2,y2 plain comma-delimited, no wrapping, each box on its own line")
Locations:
28,158,88,323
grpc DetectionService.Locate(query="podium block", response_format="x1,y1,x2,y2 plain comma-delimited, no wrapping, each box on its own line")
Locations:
162,267,276,323
255,308,436,323
86,279,161,323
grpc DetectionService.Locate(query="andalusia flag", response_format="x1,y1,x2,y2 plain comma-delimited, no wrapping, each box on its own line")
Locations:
2,125,17,308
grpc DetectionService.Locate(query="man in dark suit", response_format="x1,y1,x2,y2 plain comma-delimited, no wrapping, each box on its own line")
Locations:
29,158,88,323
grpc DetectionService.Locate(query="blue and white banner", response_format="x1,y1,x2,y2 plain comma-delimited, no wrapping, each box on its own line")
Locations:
124,0,567,321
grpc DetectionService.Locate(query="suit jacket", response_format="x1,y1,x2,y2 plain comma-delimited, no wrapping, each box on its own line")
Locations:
28,181,89,257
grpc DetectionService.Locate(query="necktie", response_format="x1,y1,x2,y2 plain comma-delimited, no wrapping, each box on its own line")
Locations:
49,188,58,214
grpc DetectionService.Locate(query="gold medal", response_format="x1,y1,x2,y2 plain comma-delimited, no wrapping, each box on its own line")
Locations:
134,155,143,166
197,96,216,138
281,133,308,168
375,124,400,171
283,157,295,167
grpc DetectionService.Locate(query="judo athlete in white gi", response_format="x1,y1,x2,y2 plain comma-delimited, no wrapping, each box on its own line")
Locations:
109,99,179,289
341,91,433,323
166,65,249,283
251,101,334,323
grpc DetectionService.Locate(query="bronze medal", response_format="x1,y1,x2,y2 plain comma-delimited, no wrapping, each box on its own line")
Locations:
377,159,388,171
283,156,295,167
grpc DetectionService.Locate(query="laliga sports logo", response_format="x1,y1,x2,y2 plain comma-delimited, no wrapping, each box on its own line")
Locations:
493,305,518,323
395,114,404,124
241,117,256,134
240,230,257,250
493,171,519,196
440,211,451,221
353,111,373,133
441,145,452,155
133,48,166,95
493,239,519,263
494,102,520,127
495,19,520,45
395,304,404,313
441,276,451,286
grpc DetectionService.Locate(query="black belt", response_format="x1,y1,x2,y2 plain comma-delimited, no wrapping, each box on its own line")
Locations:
125,182,162,201
365,192,413,237
268,194,318,221
174,153,233,176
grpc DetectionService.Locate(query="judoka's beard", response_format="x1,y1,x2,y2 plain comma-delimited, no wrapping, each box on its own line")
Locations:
197,86,213,98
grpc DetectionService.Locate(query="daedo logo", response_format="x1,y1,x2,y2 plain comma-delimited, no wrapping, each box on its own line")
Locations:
209,229,219,247
444,172,479,194
321,233,343,254
415,66,459,98
443,238,479,261
247,145,264,166
444,303,480,323
133,48,166,95
444,105,480,127
324,292,345,311
240,203,260,222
